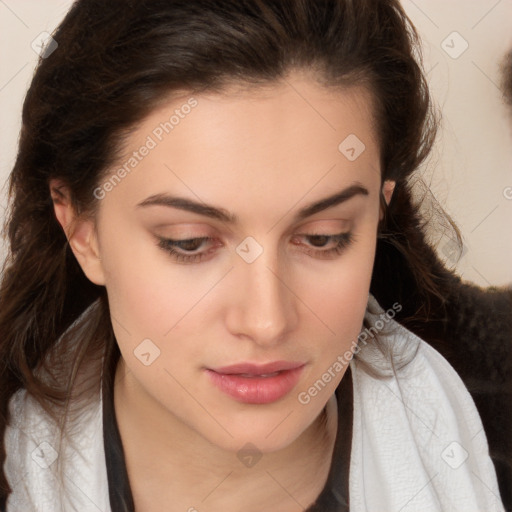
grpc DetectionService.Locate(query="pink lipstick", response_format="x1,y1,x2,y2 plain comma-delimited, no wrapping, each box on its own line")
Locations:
205,361,305,404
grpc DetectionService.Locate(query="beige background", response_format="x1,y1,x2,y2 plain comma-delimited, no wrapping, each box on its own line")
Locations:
1,0,511,286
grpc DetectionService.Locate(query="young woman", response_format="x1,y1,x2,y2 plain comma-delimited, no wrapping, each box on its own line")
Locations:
1,1,510,511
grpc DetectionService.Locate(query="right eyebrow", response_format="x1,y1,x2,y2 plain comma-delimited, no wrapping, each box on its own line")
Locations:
136,194,237,223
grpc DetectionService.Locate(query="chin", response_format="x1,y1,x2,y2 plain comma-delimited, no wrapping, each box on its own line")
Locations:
199,405,321,455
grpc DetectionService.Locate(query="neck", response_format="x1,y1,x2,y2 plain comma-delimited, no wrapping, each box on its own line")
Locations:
113,358,339,512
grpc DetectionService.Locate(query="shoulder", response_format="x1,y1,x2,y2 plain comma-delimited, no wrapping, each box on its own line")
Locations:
348,296,505,511
4,388,110,512
4,389,61,511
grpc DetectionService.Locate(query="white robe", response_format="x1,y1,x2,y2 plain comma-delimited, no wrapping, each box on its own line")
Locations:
4,296,505,511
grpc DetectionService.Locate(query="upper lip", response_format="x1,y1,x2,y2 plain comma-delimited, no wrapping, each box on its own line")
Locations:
209,361,305,375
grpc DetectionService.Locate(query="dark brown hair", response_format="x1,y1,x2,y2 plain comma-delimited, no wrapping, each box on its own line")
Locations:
0,0,460,507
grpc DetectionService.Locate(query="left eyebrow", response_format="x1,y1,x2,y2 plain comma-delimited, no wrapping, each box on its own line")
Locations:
136,182,369,223
294,183,369,221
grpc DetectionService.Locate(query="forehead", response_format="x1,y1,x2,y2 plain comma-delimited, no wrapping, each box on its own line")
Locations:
100,72,381,214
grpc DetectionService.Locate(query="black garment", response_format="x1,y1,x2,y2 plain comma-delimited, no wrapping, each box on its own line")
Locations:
102,362,353,512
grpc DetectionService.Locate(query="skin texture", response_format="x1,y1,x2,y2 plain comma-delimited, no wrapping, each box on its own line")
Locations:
51,70,395,511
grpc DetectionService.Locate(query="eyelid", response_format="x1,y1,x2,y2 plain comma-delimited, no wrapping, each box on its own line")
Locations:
144,214,237,240
152,222,217,236
292,217,352,233
156,236,219,264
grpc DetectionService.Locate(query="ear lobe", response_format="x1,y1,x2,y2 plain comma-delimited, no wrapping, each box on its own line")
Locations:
382,180,396,205
50,179,106,286
379,180,396,221
50,180,75,239
68,219,106,286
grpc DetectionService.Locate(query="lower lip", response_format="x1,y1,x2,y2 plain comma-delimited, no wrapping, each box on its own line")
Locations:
205,366,305,404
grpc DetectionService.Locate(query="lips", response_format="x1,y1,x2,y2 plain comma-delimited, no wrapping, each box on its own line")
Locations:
205,361,305,404
211,361,304,375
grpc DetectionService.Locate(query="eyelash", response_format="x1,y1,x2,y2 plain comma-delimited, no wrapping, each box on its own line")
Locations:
156,232,354,264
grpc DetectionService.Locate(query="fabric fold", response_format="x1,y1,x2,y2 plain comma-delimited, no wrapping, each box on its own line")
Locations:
349,295,505,512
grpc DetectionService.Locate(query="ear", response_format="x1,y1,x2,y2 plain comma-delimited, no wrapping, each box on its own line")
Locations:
49,179,106,286
379,180,396,220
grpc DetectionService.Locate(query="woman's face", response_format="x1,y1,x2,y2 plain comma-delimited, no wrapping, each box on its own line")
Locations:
90,71,382,453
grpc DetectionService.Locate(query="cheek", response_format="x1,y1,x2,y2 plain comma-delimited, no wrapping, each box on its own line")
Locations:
293,240,376,410
97,226,229,372
301,229,377,349
97,224,190,338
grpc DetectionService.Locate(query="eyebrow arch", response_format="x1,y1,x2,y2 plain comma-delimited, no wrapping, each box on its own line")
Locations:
136,183,369,224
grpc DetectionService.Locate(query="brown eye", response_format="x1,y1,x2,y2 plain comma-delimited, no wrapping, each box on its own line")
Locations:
156,236,219,264
308,235,330,247
291,232,354,259
176,238,204,251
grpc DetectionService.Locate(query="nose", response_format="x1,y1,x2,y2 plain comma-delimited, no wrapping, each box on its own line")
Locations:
225,249,298,347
